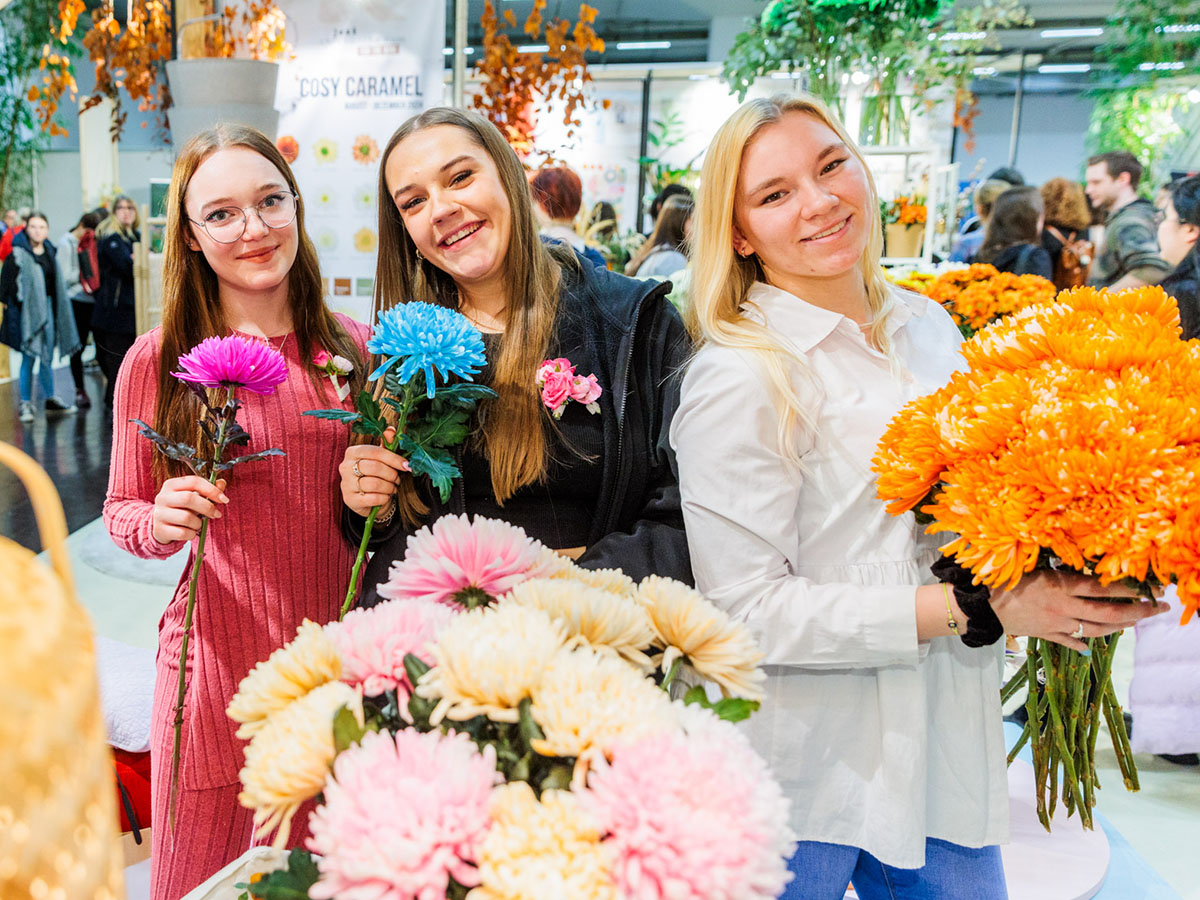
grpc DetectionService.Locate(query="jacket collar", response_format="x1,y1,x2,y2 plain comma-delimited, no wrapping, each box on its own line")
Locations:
741,279,923,352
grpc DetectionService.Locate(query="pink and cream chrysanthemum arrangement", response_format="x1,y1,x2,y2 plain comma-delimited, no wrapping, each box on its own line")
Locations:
227,514,793,900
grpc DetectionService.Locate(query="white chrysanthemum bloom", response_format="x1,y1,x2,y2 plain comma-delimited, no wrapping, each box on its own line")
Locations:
550,562,637,596
467,782,616,900
237,681,363,849
505,578,656,669
638,576,767,703
530,646,678,782
227,619,342,739
416,604,567,724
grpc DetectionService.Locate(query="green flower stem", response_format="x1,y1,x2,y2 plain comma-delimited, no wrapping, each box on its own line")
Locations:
169,386,235,833
340,385,418,620
660,656,683,693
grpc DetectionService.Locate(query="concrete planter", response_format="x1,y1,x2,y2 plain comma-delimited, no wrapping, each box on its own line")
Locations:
166,59,280,148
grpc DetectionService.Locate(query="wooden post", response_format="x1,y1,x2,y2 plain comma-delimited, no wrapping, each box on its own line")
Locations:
177,0,209,59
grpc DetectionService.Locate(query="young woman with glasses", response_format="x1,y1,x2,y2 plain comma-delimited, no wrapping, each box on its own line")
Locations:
670,95,1161,900
93,195,141,408
103,124,368,900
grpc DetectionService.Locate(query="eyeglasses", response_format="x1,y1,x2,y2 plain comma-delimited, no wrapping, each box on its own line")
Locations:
189,191,298,243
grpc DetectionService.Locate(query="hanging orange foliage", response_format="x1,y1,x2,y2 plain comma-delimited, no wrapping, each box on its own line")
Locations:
472,0,609,162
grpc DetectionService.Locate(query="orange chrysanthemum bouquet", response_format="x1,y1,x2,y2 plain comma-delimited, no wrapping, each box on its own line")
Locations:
924,263,1057,336
872,285,1200,830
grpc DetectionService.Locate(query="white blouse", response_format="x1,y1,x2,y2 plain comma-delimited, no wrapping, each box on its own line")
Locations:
670,281,1008,869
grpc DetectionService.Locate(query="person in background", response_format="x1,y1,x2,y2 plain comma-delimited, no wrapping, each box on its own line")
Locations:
986,166,1025,187
972,186,1054,279
587,200,619,243
1085,151,1171,289
1126,173,1200,769
57,209,107,409
1039,177,1094,290
1153,174,1200,339
949,179,1010,263
624,195,692,278
93,195,140,409
671,93,1163,900
0,207,28,261
0,212,80,421
646,182,692,234
529,166,607,269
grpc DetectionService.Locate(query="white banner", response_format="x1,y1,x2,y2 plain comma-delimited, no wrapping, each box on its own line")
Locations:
276,1,446,323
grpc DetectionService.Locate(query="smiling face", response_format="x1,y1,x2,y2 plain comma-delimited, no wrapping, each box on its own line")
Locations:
184,146,299,299
732,111,871,293
384,124,512,298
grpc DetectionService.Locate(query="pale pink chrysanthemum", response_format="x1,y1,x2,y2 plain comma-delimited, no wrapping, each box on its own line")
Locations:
324,599,455,701
307,728,498,900
172,334,288,395
377,514,556,609
582,704,795,900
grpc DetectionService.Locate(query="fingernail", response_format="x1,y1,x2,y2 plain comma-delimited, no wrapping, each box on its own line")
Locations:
219,494,230,503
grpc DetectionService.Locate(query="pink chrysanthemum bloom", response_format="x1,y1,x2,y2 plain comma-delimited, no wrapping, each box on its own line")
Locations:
377,514,556,609
324,599,454,701
582,704,796,900
307,728,497,900
172,334,288,395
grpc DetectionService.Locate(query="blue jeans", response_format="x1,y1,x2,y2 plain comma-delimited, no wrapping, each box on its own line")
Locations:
19,354,56,403
783,838,1008,900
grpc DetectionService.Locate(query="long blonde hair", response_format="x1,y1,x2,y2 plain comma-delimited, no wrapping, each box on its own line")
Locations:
687,93,900,466
95,194,140,241
375,107,569,524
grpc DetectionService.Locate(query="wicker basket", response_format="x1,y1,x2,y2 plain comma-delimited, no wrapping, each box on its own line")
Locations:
0,441,125,900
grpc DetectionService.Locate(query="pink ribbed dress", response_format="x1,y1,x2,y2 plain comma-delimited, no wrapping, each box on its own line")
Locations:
104,316,368,899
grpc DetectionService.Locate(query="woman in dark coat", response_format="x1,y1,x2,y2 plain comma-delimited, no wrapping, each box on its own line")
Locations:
972,185,1054,280
339,107,693,607
1155,174,1200,340
93,195,141,408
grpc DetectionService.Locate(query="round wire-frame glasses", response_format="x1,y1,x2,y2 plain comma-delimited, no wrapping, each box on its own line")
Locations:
189,191,299,243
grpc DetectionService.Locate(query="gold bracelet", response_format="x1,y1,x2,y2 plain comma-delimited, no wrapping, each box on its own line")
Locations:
374,497,397,524
942,582,960,634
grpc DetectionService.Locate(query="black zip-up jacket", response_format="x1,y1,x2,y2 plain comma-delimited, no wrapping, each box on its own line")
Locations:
1158,249,1200,340
343,255,694,607
93,229,138,334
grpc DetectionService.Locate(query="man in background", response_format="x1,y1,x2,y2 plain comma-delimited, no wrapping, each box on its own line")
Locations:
1085,151,1170,289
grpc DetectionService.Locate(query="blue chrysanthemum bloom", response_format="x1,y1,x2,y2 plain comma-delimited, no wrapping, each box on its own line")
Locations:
366,301,487,396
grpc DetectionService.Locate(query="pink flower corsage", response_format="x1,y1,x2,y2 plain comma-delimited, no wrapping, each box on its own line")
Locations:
314,349,354,402
536,357,602,420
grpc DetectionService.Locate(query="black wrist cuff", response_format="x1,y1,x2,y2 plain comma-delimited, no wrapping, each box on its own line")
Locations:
931,556,1004,648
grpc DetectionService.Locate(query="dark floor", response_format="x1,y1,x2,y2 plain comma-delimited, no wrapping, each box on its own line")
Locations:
1,362,112,551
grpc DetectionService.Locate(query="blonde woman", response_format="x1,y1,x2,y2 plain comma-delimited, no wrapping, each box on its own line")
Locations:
670,95,1161,899
93,195,141,407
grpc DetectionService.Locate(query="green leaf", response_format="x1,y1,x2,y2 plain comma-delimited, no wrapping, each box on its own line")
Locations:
682,685,709,706
403,652,431,687
540,764,573,792
214,448,286,472
407,404,472,450
355,390,382,422
130,419,204,476
303,408,362,424
436,382,498,407
403,444,461,502
518,696,545,746
235,849,320,899
710,698,760,723
332,704,365,755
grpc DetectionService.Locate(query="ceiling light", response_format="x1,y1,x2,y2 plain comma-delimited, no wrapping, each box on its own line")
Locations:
615,41,671,50
517,43,549,53
939,31,987,41
1040,27,1104,39
1158,23,1200,33
442,47,475,55
688,74,709,81
972,66,997,76
1038,63,1092,73
1139,61,1186,70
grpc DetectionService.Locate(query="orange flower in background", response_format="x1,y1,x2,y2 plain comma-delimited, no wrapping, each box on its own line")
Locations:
882,195,927,227
872,285,1200,623
276,135,299,164
921,264,1056,336
351,135,380,166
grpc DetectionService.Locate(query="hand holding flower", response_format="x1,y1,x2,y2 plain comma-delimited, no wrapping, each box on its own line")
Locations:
151,476,229,545
339,426,412,518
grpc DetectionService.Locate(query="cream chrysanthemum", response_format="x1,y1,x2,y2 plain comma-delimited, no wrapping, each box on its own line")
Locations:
238,681,363,849
530,647,677,782
551,564,637,596
227,619,342,739
505,579,656,668
638,576,766,702
416,604,567,724
467,782,616,900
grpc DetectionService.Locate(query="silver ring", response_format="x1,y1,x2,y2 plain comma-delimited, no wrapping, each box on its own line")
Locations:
1071,621,1085,640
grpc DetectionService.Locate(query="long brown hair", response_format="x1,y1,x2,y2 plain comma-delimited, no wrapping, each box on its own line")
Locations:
625,194,692,276
152,124,364,482
375,107,567,523
977,185,1043,264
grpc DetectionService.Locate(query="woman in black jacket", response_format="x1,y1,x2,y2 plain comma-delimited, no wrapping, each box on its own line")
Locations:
1156,174,1200,340
340,108,692,606
93,195,140,408
972,185,1054,280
